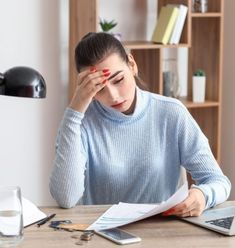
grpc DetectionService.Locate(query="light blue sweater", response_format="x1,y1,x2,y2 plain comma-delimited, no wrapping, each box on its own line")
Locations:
50,87,231,208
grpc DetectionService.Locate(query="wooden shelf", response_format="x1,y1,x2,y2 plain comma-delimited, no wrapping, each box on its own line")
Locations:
69,0,224,161
191,13,222,18
123,41,189,50
179,98,219,109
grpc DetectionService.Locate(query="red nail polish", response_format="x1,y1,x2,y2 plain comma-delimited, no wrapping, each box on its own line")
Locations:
103,72,111,77
163,210,173,216
163,211,169,216
102,69,110,73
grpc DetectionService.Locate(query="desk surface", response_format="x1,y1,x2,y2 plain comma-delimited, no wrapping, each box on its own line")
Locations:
19,201,235,248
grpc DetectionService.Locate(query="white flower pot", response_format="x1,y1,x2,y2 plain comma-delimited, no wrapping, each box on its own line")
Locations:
192,76,206,103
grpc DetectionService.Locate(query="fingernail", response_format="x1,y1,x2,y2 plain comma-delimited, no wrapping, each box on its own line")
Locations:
103,72,111,77
162,210,173,216
102,69,110,73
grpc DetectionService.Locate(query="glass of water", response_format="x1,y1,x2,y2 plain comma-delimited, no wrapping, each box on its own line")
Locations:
0,186,23,247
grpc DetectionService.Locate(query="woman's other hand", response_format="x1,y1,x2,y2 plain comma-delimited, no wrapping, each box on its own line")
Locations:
69,68,110,113
162,188,206,217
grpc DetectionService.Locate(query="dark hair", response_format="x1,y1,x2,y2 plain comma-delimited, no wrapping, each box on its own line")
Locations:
75,32,128,72
75,32,148,90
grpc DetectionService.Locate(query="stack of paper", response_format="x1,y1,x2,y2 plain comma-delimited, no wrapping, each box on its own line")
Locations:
22,197,47,227
87,182,188,231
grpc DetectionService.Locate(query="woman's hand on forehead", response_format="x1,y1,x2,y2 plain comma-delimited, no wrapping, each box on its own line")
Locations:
69,67,111,112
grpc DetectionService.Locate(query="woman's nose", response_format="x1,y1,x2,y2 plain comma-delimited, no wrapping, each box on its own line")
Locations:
105,85,118,100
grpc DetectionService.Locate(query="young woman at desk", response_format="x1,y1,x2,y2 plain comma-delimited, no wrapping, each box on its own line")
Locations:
50,32,231,217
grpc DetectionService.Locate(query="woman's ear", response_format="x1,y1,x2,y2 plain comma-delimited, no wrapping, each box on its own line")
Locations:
127,54,138,76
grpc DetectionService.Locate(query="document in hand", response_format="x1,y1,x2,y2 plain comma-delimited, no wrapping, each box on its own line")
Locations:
87,182,188,231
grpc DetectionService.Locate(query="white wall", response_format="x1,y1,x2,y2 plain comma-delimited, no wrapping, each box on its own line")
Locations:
0,0,68,205
221,0,235,200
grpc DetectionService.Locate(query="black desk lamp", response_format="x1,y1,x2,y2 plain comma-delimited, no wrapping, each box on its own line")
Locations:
0,66,46,98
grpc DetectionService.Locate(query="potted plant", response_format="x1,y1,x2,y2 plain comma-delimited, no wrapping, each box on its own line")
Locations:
192,69,206,103
194,69,205,77
99,18,121,41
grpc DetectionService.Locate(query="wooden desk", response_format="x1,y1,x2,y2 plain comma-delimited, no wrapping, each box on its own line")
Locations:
19,202,235,248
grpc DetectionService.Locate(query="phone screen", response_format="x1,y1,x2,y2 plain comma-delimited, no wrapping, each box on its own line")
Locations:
99,228,135,240
95,228,141,244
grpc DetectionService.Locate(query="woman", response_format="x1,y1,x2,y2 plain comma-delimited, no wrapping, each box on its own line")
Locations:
50,32,231,217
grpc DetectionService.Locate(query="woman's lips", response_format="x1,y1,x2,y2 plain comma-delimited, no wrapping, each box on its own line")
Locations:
111,100,126,108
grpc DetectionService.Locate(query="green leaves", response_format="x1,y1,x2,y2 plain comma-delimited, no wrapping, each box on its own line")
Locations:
193,69,206,76
99,19,117,32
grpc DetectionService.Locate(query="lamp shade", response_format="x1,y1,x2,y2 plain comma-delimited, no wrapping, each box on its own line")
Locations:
0,66,46,98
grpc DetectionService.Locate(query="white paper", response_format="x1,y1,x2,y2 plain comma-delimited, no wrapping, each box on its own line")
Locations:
87,182,188,230
22,197,47,227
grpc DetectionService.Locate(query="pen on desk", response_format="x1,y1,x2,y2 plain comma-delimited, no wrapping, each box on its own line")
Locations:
37,213,56,227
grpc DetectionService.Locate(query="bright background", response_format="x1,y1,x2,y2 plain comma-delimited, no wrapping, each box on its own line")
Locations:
0,0,234,206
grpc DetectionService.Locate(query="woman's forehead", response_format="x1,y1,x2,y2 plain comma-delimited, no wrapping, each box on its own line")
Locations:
80,53,128,72
96,53,126,68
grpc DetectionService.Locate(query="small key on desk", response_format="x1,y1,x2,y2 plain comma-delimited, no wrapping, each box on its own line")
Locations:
80,231,94,241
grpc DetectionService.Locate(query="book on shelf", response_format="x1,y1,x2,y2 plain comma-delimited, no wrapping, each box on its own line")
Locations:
151,5,179,45
169,4,188,44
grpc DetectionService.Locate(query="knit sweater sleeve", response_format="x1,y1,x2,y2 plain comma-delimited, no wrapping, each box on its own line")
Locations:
49,108,87,208
177,104,231,209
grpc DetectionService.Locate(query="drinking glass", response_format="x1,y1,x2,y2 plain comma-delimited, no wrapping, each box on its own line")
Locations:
163,58,180,98
192,0,208,13
0,186,23,247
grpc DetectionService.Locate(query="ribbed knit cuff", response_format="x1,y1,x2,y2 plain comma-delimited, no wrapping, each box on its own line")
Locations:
64,107,85,123
190,184,211,209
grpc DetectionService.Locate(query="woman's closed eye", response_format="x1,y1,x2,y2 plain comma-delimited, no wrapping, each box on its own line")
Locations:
97,76,124,94
113,77,124,84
